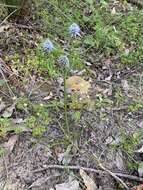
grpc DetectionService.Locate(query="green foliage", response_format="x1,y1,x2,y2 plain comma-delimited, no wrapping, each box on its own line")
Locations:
0,94,90,138
46,99,64,110
114,88,124,106
0,147,5,157
84,35,96,46
95,94,113,108
0,118,11,136
0,3,8,19
69,93,90,110
37,0,143,65
115,130,143,169
68,50,85,71
0,80,7,87
32,126,46,136
11,48,62,78
3,0,32,17
16,97,30,110
119,11,143,64
128,102,143,112
0,118,22,136
15,98,50,136
25,103,50,136
10,0,142,82
26,116,36,128
11,45,84,78
4,0,23,6
120,133,139,154
71,111,81,122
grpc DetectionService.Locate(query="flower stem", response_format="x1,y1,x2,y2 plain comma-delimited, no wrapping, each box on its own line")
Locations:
63,68,69,135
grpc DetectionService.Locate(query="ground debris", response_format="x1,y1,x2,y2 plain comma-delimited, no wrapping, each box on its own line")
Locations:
3,135,18,153
80,169,98,190
55,177,79,190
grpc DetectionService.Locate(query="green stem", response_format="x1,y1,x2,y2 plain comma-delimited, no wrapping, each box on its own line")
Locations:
63,68,69,135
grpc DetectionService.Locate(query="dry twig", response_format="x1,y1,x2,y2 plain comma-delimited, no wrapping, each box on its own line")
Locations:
0,9,18,26
92,153,129,190
32,164,143,182
101,166,130,189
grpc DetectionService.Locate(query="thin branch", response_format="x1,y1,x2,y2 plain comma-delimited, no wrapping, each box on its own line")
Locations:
0,4,20,8
92,153,129,190
2,155,8,180
107,106,128,111
12,23,36,30
0,9,18,26
2,155,8,190
99,163,129,190
31,164,143,182
0,67,15,97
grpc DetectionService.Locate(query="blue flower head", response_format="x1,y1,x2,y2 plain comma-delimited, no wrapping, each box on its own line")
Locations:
58,55,69,67
42,39,54,52
69,23,81,37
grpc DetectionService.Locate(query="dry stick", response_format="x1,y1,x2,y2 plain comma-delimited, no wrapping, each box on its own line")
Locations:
0,68,15,97
0,4,19,8
32,164,143,182
2,155,9,190
2,155,8,180
100,106,128,113
99,163,129,190
12,23,37,30
92,153,130,190
0,9,18,26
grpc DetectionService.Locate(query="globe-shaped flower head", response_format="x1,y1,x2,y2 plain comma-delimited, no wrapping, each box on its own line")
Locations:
69,23,81,37
42,39,54,52
58,55,69,68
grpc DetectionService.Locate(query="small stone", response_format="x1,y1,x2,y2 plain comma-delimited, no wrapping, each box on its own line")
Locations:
138,162,143,177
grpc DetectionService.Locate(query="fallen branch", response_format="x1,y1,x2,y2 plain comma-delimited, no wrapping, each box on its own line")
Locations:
92,153,130,189
98,163,129,190
32,164,143,182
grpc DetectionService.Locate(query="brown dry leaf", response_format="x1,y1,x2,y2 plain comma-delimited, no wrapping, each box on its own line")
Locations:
137,185,143,190
0,101,6,112
121,80,129,94
135,145,143,153
138,162,143,177
80,169,98,190
2,104,15,118
0,25,10,33
28,176,52,188
115,150,125,170
57,145,72,164
138,120,143,128
3,135,18,153
135,184,143,190
104,58,112,66
105,73,112,81
66,76,91,95
111,7,116,15
3,182,20,190
11,118,26,124
43,92,53,100
55,177,79,190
